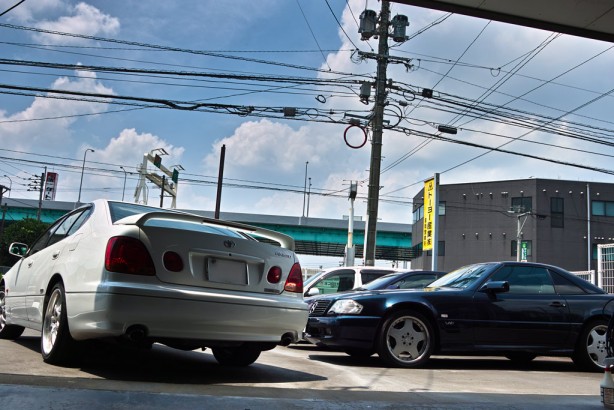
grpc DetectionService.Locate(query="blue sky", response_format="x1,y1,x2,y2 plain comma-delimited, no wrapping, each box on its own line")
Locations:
1,1,613,266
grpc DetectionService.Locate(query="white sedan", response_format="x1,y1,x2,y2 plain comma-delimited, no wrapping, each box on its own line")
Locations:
0,200,308,366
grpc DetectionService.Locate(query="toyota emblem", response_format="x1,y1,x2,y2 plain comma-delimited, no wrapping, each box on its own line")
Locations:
223,240,236,248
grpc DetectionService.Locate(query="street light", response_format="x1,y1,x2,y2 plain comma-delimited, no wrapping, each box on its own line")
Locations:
77,148,94,204
508,208,531,262
120,166,127,201
2,175,12,197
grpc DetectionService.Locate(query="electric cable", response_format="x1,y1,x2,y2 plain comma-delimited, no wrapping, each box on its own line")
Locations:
325,0,359,50
296,0,332,70
0,22,366,77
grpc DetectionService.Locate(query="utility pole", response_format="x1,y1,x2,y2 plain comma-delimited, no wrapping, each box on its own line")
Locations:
0,203,6,244
37,169,45,221
355,3,410,265
159,175,165,208
215,144,226,219
345,182,358,267
508,208,530,262
364,1,391,266
301,161,309,221
0,187,7,241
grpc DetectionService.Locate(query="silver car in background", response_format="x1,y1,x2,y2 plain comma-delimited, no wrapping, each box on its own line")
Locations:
0,200,308,366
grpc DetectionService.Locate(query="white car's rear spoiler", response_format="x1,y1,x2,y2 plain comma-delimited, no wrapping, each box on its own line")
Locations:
116,212,295,250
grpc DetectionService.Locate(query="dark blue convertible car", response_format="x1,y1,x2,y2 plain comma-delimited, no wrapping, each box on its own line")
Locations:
304,261,614,372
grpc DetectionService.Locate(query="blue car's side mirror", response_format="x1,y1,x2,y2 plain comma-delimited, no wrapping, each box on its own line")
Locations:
479,281,510,294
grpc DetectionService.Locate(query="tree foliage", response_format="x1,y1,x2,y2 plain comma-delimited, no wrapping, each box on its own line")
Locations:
1,218,50,267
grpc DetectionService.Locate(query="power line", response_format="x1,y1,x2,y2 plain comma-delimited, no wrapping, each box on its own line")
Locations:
0,0,25,17
296,0,331,70
405,12,453,41
0,152,411,206
325,0,359,50
439,85,614,175
0,22,366,77
0,58,364,86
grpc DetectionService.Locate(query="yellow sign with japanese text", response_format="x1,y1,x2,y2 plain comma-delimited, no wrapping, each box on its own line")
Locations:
422,177,435,250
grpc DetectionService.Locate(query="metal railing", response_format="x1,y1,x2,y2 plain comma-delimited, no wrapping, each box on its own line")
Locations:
571,270,596,285
598,244,614,294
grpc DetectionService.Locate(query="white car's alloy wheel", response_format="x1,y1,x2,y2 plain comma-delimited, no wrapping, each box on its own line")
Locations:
41,283,74,364
42,287,63,355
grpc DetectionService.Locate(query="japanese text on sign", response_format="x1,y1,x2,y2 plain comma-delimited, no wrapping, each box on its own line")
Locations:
422,177,435,251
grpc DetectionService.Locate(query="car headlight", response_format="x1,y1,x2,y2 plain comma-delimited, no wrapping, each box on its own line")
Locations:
327,299,363,315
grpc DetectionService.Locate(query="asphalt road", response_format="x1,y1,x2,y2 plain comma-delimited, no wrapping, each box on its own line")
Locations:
0,330,605,409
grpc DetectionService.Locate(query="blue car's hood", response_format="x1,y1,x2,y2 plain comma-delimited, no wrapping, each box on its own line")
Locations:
307,287,462,303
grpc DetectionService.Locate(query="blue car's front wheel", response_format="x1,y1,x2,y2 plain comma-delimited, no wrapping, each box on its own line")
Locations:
377,310,434,368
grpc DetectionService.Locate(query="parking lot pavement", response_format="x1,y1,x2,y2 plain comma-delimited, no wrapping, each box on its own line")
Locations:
0,382,602,410
0,332,604,409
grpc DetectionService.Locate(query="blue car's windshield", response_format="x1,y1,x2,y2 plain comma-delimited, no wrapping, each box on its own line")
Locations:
427,263,494,289
359,272,403,290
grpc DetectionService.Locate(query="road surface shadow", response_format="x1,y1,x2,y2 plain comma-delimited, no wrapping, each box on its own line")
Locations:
288,344,582,372
11,336,326,385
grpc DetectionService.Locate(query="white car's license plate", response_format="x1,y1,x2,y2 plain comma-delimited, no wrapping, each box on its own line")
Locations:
205,258,248,285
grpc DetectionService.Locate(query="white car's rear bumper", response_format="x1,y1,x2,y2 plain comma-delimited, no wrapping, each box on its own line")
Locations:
65,283,308,344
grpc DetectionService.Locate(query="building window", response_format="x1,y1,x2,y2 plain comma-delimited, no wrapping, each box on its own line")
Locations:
592,244,614,260
551,197,564,228
412,202,445,223
412,205,423,223
592,201,614,217
426,241,445,256
511,240,532,258
511,196,532,213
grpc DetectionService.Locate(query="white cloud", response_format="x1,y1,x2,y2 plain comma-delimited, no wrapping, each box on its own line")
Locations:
203,119,343,175
0,71,114,151
33,2,120,44
4,0,64,22
59,128,185,204
101,128,184,168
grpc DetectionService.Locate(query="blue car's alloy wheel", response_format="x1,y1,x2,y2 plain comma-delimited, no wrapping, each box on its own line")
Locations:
377,310,434,368
573,318,609,372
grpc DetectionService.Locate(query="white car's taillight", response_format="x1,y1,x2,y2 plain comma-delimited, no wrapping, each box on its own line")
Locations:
163,251,183,272
284,262,303,293
105,236,156,276
267,266,282,283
